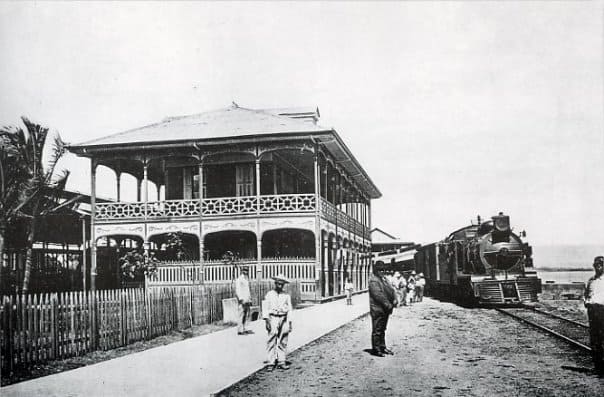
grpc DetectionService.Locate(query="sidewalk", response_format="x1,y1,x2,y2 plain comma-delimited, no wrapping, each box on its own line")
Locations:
1,292,369,397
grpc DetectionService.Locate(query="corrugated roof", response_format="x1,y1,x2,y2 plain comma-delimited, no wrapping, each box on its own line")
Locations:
72,104,327,148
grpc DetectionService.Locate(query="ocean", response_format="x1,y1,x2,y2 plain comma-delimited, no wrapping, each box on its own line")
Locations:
533,244,604,284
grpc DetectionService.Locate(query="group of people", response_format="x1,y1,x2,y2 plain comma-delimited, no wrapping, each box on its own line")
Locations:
235,262,429,368
386,270,426,307
235,255,604,372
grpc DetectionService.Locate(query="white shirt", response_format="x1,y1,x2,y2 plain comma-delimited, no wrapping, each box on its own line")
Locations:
345,282,354,291
416,278,426,287
585,275,604,306
262,290,292,320
235,275,251,304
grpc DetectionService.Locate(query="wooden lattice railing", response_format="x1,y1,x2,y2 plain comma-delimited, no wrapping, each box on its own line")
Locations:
94,194,369,238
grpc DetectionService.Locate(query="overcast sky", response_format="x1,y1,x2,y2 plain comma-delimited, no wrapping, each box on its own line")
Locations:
1,2,602,247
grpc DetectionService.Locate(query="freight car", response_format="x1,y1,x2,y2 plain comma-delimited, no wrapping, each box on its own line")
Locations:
414,213,541,305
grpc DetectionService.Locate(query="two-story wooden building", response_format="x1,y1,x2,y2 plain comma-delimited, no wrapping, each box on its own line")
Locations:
68,104,381,300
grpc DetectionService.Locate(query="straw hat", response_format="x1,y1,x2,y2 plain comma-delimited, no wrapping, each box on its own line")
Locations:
418,273,424,277
272,274,290,284
411,270,416,275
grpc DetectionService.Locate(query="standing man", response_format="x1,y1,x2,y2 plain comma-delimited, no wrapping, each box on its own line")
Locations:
235,266,252,335
263,274,293,370
416,273,426,302
406,271,417,305
585,256,604,372
368,263,397,357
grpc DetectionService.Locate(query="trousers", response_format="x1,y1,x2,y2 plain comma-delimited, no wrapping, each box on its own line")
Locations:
416,286,424,302
587,304,604,370
267,315,290,364
370,310,390,351
238,302,250,333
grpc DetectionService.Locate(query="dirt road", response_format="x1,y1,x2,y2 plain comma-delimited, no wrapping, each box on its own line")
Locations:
221,298,604,396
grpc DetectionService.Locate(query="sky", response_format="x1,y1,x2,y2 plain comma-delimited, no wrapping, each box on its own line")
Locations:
1,1,603,247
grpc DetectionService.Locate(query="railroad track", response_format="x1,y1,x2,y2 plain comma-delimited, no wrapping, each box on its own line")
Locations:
495,306,591,352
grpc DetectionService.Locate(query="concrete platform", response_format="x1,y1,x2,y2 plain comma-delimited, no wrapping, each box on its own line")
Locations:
1,292,369,397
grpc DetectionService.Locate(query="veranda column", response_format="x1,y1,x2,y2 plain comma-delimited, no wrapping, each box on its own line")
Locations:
322,235,328,298
198,162,204,283
90,159,97,292
143,162,149,258
116,171,121,202
255,158,262,279
136,177,142,202
81,216,87,291
313,150,322,299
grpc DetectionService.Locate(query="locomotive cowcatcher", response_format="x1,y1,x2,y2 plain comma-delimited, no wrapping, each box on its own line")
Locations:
414,213,541,305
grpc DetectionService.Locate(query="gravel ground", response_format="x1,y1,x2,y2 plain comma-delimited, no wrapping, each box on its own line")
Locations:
535,300,589,324
222,298,604,397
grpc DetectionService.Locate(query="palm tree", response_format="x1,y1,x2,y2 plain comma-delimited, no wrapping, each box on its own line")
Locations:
0,123,30,273
0,117,69,293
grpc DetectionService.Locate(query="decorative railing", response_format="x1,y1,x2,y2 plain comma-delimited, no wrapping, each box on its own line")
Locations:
96,194,316,221
96,201,146,220
259,194,315,213
147,199,201,217
202,196,258,216
320,198,370,239
147,258,316,287
95,195,369,239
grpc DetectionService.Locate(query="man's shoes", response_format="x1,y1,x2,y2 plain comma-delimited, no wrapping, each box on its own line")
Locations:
370,349,385,357
277,363,290,370
244,330,254,334
382,348,394,355
237,332,245,335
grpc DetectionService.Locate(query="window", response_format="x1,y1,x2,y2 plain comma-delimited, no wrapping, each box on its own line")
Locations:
235,164,254,196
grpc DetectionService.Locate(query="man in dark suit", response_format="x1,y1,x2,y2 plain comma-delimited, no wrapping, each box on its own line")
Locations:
369,263,397,357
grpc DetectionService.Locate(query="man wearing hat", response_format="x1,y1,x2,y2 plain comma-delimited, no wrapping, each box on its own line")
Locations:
416,273,426,303
368,263,397,357
262,274,293,370
235,266,252,335
585,256,604,371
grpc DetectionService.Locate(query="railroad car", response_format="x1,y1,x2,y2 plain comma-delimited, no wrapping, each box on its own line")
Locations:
414,213,541,305
372,245,420,274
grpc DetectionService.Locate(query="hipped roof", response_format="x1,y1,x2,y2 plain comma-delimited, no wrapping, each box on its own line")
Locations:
71,105,325,148
68,104,381,198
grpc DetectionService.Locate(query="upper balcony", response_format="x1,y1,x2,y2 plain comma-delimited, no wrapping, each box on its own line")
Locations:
68,105,381,241
94,195,370,239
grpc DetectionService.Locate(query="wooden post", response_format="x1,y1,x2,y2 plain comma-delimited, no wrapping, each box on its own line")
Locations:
198,161,204,284
116,171,121,202
313,149,322,300
51,293,58,360
255,158,262,272
90,160,97,293
81,217,87,292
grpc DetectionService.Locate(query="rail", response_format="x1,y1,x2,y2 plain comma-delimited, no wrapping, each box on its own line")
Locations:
495,306,591,352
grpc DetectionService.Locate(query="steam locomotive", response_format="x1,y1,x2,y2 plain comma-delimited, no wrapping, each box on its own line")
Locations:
414,213,541,305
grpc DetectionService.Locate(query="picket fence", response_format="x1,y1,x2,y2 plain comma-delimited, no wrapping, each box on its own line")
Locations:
0,280,301,374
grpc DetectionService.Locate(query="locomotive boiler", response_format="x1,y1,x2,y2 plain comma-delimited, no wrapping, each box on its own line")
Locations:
414,213,541,305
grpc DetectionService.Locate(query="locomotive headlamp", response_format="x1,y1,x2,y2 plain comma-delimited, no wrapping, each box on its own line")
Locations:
492,212,510,232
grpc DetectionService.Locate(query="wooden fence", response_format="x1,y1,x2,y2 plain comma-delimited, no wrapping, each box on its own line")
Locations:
0,280,301,374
